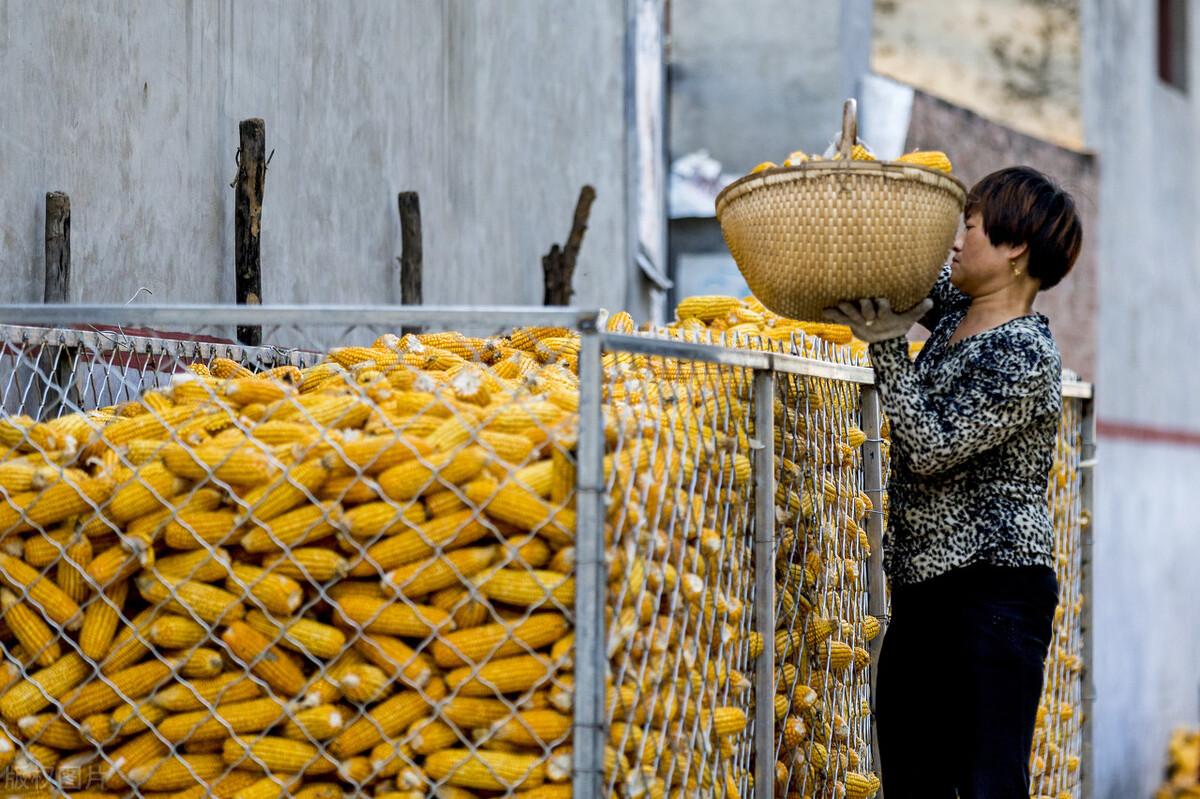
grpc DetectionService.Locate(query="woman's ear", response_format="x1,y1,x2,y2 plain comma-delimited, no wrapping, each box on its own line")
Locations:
1004,242,1029,262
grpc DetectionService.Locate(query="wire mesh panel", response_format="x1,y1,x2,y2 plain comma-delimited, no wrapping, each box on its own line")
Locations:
597,331,759,798
1030,395,1089,799
0,311,600,797
770,371,877,799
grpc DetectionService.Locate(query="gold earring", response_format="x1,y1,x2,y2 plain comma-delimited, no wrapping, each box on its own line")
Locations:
1010,259,1021,277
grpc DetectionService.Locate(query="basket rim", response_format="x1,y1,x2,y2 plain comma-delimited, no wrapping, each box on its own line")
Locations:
714,160,968,216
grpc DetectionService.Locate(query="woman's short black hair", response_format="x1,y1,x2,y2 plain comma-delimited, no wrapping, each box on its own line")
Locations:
964,166,1083,290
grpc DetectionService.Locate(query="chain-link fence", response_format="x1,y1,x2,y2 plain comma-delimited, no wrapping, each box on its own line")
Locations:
0,305,1094,799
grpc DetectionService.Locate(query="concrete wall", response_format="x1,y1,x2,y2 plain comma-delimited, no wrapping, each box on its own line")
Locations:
1081,0,1200,796
904,90,1099,382
0,0,644,315
873,0,1083,150
668,0,872,173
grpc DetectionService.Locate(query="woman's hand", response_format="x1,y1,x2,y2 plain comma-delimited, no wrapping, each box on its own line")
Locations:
822,297,933,344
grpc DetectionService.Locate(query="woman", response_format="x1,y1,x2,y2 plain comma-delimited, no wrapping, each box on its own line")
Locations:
823,166,1083,798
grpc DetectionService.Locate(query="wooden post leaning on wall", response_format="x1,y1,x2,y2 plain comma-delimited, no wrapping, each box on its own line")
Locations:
543,185,596,305
397,192,423,336
39,191,79,418
234,118,266,346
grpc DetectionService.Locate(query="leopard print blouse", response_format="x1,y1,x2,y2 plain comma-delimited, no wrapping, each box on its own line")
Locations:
867,265,1062,586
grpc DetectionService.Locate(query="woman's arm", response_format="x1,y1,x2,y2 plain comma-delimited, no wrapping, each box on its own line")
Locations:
867,333,1058,477
917,263,970,331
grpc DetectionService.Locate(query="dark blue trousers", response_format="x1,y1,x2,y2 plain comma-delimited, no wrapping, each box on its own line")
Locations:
875,563,1058,799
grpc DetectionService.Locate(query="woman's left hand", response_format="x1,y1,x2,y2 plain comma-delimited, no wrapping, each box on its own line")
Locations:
822,297,933,344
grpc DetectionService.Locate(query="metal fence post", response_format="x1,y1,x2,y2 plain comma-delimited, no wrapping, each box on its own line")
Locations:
860,383,887,793
1078,393,1097,799
573,324,607,797
753,368,776,799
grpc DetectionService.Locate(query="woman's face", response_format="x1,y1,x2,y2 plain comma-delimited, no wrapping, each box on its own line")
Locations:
949,211,1025,296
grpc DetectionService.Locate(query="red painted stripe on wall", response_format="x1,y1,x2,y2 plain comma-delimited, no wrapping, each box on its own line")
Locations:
1097,419,1200,448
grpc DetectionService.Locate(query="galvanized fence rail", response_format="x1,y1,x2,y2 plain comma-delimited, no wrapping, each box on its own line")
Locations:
0,305,1094,799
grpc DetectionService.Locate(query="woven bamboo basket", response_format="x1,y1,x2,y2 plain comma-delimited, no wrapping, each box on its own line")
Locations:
715,100,967,322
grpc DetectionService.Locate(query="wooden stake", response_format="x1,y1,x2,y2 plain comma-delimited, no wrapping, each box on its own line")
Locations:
543,185,596,305
40,192,78,418
397,191,423,335
44,192,70,303
234,118,266,346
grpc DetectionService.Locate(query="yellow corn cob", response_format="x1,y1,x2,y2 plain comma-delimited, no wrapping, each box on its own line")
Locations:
478,430,536,463
222,621,309,697
281,703,345,741
0,588,61,666
154,546,233,582
225,562,303,614
487,708,572,747
342,500,427,538
236,456,333,523
146,613,207,649
432,612,568,668
262,548,348,581
18,712,85,748
172,646,226,678
100,728,171,787
63,659,172,719
0,552,82,629
862,615,882,641
445,654,555,697
293,783,346,799
352,632,434,690
424,488,468,518
710,706,748,737
209,358,254,380
270,393,373,429
157,696,290,742
480,401,563,436
222,735,337,774
676,296,743,323
222,377,294,407
240,501,341,553
83,405,199,457
150,672,264,711
74,580,129,663
228,773,305,799
13,740,59,777
438,696,512,731
0,473,114,534
473,568,575,607
464,480,574,546
332,593,452,636
844,771,882,799
397,716,453,756
54,531,92,604
347,509,489,577
329,682,446,758
377,446,489,501
125,753,226,790
337,663,391,703
107,463,185,523
162,509,242,549
318,473,383,504
425,749,546,791
321,433,433,476
160,439,274,485
816,639,853,671
383,546,496,598
136,574,244,624
896,149,953,172
244,610,345,660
